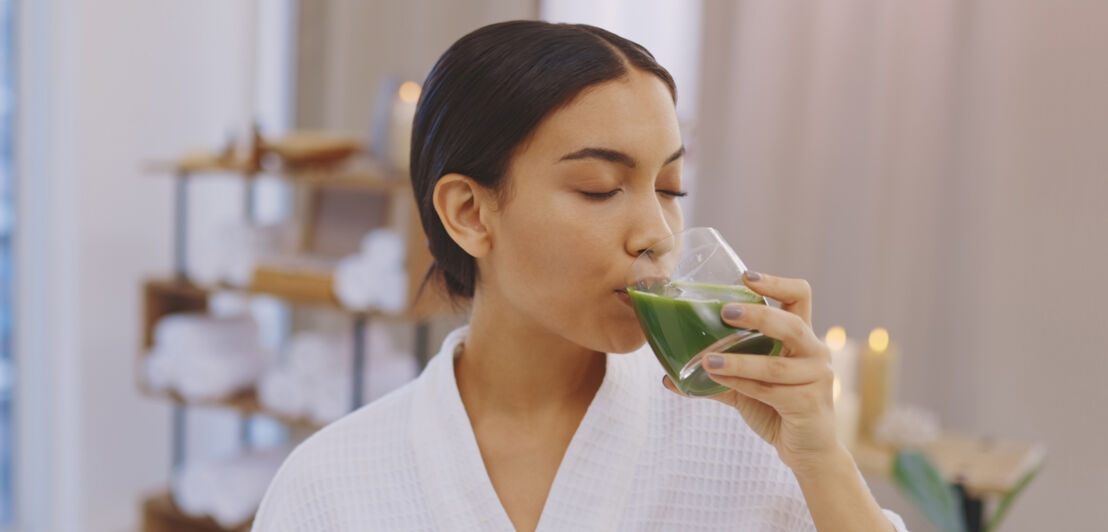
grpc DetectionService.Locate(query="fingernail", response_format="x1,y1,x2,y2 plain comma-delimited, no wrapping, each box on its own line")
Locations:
722,305,744,320
745,270,762,281
707,354,724,369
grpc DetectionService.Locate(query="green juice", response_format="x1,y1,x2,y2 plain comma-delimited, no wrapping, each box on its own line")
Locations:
628,282,784,396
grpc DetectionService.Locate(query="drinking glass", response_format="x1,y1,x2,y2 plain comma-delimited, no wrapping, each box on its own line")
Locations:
626,227,783,396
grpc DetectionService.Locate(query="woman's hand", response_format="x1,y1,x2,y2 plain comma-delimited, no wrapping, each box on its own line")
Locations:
662,271,841,475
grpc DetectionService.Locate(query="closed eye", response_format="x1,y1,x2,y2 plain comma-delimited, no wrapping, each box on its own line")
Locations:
581,190,621,199
580,189,687,200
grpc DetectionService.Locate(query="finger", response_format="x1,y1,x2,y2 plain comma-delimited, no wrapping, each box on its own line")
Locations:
703,353,830,385
742,271,812,327
661,375,688,397
666,372,766,414
720,303,828,360
708,375,830,415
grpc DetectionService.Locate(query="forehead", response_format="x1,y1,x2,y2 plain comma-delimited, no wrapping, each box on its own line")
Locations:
514,70,681,168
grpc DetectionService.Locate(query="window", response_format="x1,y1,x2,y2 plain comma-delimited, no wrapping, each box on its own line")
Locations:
0,0,16,523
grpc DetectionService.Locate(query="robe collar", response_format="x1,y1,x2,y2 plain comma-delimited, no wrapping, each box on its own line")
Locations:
410,326,650,531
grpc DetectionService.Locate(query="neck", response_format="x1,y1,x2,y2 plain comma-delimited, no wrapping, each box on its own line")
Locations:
455,287,606,419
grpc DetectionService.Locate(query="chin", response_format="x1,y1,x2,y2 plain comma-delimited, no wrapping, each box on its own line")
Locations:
598,323,648,354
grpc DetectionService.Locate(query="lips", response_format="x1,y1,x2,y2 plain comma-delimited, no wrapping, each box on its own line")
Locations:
615,288,632,307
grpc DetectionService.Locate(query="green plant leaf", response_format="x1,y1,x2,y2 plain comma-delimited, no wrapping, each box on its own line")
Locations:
893,451,967,532
986,464,1041,532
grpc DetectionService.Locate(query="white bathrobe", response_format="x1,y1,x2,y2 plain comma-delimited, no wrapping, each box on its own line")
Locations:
254,326,908,531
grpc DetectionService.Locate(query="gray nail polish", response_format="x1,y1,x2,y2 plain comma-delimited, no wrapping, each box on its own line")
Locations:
707,354,724,369
723,305,744,320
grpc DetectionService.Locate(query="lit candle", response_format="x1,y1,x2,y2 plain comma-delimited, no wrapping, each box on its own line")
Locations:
388,81,421,172
825,326,861,395
833,376,861,452
859,327,896,443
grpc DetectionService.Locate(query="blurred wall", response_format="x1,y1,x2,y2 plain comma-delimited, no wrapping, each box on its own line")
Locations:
295,0,538,132
17,1,261,530
15,1,534,531
694,1,1108,529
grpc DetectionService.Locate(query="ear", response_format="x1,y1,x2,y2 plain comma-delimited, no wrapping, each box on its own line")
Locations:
432,173,495,259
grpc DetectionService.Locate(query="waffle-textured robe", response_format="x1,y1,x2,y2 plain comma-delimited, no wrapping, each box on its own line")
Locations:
253,326,908,531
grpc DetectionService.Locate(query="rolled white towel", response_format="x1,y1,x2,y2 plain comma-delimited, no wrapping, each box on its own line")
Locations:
187,246,224,287
360,229,406,266
261,324,419,425
334,254,374,310
221,222,256,288
287,332,345,383
361,324,417,402
364,346,419,403
334,255,408,314
209,450,286,528
192,220,301,288
333,229,409,313
143,350,176,392
306,371,352,425
172,448,289,529
373,267,409,314
174,345,268,402
155,314,259,348
209,290,251,318
257,368,306,418
184,220,254,288
258,332,339,421
305,325,418,424
171,458,221,518
148,313,272,401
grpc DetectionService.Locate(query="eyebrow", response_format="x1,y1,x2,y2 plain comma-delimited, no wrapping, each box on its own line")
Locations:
557,145,685,169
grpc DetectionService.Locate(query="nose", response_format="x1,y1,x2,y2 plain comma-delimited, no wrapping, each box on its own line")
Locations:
626,195,676,258
625,195,679,288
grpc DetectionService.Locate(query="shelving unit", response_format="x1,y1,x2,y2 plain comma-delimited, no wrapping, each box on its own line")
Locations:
138,148,448,531
141,492,252,532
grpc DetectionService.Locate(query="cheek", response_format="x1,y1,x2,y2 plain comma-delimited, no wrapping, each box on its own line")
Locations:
499,199,602,295
493,198,644,351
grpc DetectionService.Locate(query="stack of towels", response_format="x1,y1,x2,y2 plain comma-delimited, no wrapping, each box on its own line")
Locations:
258,323,418,425
144,311,273,402
333,229,408,313
172,447,289,529
190,221,300,287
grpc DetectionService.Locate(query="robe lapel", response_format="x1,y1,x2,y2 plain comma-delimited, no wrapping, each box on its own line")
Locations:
534,348,650,531
411,326,650,532
411,328,516,532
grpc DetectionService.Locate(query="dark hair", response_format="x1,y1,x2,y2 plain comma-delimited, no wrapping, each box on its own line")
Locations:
410,20,677,304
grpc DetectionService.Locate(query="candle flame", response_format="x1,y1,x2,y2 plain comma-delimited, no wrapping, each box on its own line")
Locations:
868,327,890,352
832,376,842,402
398,81,421,103
825,326,847,351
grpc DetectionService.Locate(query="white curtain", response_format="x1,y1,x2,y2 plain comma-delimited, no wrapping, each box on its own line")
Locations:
692,1,1108,529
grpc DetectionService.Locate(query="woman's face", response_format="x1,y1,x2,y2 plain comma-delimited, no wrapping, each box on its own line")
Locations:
479,69,685,354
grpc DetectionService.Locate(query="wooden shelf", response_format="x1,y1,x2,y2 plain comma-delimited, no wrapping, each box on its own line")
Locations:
138,139,454,530
139,384,322,430
248,264,343,309
853,433,1046,498
141,491,251,532
247,262,447,318
142,279,211,349
145,154,411,194
143,273,434,322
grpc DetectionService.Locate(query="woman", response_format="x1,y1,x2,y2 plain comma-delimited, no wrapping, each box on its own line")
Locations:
255,21,908,532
